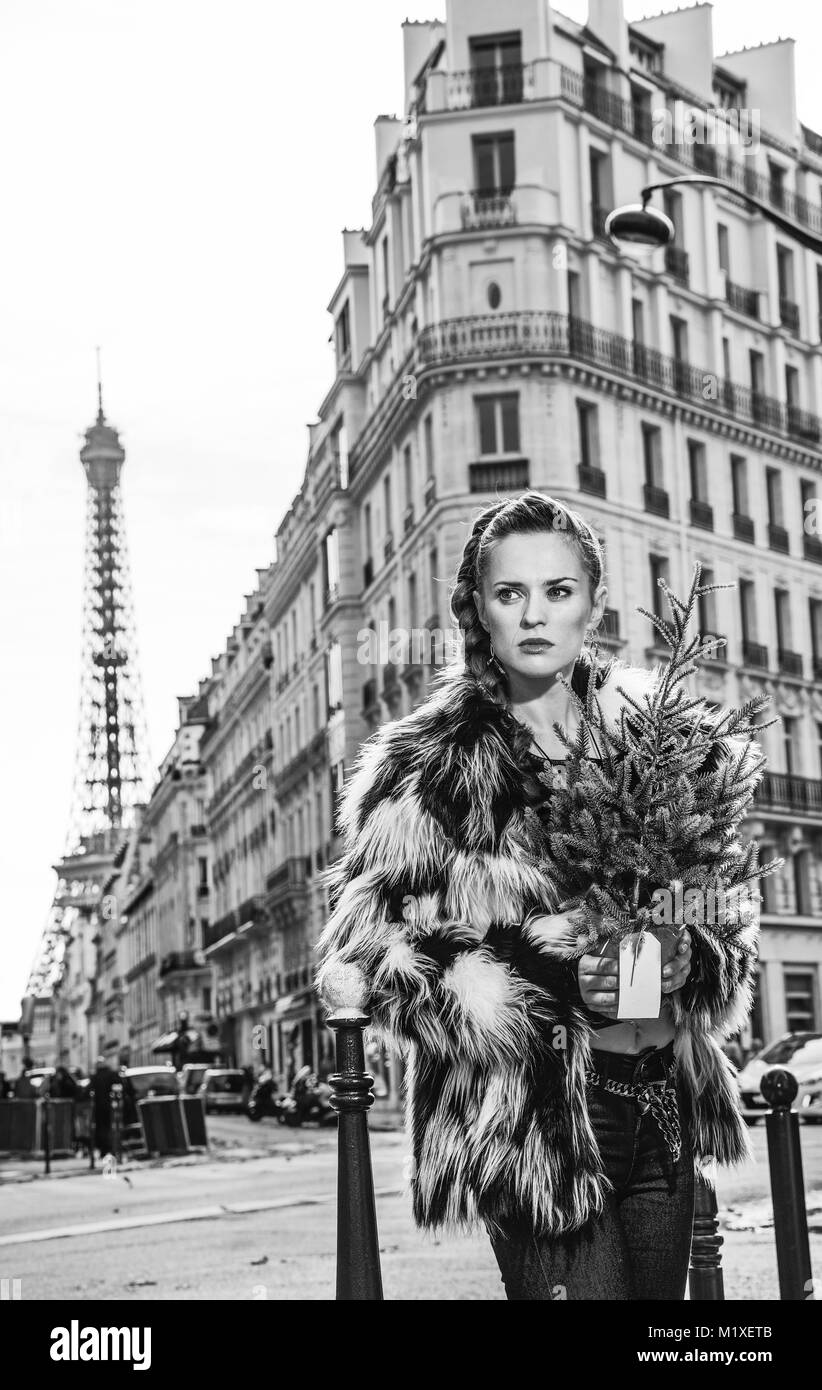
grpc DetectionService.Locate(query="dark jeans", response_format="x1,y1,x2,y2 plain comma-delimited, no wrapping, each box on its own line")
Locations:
487,1044,695,1300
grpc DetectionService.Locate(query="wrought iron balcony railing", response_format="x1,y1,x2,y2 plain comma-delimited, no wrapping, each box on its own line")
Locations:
664,245,690,286
778,648,803,677
733,512,756,542
463,188,516,229
469,458,530,493
780,297,800,334
578,463,607,496
756,772,822,816
643,483,670,517
767,522,790,553
690,498,714,530
726,281,760,319
414,313,822,453
742,639,769,669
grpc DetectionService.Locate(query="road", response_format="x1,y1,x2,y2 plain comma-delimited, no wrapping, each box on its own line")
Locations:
0,1115,820,1300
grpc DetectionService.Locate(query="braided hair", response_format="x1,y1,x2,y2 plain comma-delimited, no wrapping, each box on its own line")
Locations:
446,491,611,789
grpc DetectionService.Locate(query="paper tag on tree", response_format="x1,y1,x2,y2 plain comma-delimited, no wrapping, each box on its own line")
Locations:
617,931,661,1019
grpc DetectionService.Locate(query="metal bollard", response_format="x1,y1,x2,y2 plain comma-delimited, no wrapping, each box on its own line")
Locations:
42,1095,51,1176
688,1166,725,1300
88,1089,96,1170
111,1083,123,1166
326,1009,384,1301
761,1069,814,1300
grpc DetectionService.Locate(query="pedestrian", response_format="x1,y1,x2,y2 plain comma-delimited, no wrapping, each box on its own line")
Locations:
89,1057,117,1157
316,491,764,1301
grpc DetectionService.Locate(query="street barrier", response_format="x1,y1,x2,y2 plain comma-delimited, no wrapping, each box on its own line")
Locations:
138,1096,191,1156
762,1068,815,1300
326,1007,384,1301
180,1095,208,1149
0,1099,38,1152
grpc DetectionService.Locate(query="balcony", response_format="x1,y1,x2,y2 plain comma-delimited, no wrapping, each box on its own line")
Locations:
578,463,606,497
469,458,530,493
643,483,670,518
725,281,760,320
664,246,690,287
733,512,755,543
699,632,727,662
780,297,800,334
412,312,822,453
804,536,822,564
425,62,534,111
756,772,822,817
742,640,769,670
462,188,516,231
158,950,208,979
767,522,790,554
202,895,266,953
266,858,308,930
778,648,803,677
787,406,821,444
689,498,714,530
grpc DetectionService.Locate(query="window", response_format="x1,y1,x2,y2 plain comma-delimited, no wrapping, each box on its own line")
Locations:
323,527,340,598
326,640,344,713
568,268,582,321
648,554,670,643
782,713,798,775
817,720,822,778
739,579,756,642
577,401,599,469
766,468,784,526
381,237,390,314
403,444,413,508
363,502,372,559
717,223,729,275
472,133,515,195
662,189,683,240
722,337,732,381
631,298,645,343
769,161,786,209
784,969,816,1030
731,454,749,514
687,439,708,501
810,598,822,671
749,348,765,395
335,303,351,365
785,364,800,412
774,588,792,655
423,414,434,479
469,32,523,106
383,472,393,536
476,394,520,455
198,857,208,889
776,244,794,301
641,424,663,488
589,149,611,230
408,571,418,629
487,280,502,309
697,567,717,633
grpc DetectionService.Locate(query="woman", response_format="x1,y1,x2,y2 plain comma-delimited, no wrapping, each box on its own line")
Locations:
316,491,763,1300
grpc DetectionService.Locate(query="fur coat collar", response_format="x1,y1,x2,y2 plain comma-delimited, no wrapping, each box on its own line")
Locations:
316,656,762,1236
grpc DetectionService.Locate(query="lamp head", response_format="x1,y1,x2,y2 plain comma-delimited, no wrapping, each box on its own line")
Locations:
605,201,675,259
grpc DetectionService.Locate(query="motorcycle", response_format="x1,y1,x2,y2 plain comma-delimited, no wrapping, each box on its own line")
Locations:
246,1070,285,1122
278,1067,337,1127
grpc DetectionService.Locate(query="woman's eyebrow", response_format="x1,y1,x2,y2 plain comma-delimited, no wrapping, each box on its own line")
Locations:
493,576,578,586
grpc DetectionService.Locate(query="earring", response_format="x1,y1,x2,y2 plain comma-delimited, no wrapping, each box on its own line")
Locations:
487,640,506,676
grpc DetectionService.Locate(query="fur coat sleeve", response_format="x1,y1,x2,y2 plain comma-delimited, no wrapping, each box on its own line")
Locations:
315,694,580,1069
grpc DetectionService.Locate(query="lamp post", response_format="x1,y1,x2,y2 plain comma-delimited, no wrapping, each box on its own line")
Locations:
605,175,822,255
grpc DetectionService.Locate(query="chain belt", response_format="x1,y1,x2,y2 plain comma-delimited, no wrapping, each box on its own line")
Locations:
584,1066,683,1166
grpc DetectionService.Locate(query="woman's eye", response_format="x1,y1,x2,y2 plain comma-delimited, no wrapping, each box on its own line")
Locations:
547,587,572,600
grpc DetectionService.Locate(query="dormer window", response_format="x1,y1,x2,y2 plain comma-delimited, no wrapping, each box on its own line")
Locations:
712,68,746,112
335,302,351,371
629,32,663,76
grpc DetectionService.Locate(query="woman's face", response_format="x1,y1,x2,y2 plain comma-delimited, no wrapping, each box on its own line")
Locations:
472,531,607,683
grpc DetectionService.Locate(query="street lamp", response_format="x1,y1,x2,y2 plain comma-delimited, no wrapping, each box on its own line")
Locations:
606,174,822,255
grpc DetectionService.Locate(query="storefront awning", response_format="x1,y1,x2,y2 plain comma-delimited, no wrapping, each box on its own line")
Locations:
272,987,316,1022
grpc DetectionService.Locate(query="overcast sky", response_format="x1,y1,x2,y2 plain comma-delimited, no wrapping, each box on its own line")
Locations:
2,0,821,1022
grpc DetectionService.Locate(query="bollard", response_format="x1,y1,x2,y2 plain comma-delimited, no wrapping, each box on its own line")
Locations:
326,1008,384,1301
111,1083,123,1167
688,1166,725,1300
42,1095,51,1176
88,1089,96,1170
761,1069,814,1300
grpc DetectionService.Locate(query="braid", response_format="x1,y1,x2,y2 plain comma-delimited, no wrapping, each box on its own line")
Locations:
449,502,509,704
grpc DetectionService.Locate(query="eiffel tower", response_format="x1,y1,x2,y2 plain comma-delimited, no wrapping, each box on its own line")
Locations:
22,373,152,1062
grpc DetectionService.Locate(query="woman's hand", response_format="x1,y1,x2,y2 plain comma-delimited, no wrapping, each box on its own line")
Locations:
576,927,693,1016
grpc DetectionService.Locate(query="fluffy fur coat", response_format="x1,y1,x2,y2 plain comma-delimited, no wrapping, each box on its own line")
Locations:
315,656,764,1237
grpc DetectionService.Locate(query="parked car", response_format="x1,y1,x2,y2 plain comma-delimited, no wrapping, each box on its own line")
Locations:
120,1065,180,1144
736,1032,822,1122
199,1068,247,1114
178,1063,210,1097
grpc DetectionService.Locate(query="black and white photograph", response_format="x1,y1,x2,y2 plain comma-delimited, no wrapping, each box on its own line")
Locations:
1,0,821,1348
